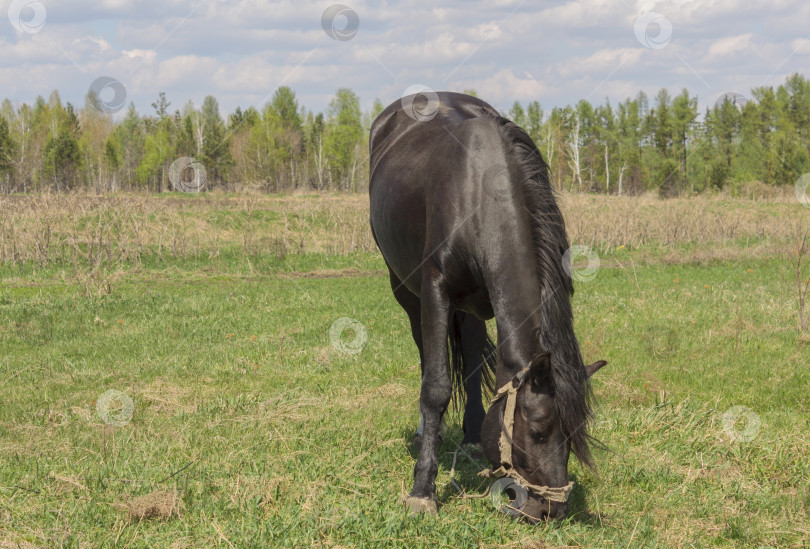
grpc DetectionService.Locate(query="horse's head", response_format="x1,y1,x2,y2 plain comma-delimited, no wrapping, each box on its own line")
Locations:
481,353,607,522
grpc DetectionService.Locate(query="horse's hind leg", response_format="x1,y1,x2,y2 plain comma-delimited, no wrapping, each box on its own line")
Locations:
388,270,442,443
458,312,487,446
388,269,424,373
406,268,453,510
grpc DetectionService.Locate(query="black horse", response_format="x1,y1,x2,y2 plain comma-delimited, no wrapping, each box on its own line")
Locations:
369,91,606,522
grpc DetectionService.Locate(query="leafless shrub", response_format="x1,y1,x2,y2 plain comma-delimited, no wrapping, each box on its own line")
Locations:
793,230,810,333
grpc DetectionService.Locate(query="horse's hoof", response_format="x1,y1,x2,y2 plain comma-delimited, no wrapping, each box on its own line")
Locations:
461,442,483,458
402,496,438,515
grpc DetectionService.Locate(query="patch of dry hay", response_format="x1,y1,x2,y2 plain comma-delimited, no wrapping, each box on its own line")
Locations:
118,490,183,521
0,540,43,549
1,191,803,277
140,378,200,415
336,383,408,410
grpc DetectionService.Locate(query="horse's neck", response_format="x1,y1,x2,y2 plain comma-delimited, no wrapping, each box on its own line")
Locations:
486,254,546,387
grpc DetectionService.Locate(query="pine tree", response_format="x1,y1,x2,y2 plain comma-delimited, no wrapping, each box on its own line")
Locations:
199,95,232,189
43,102,82,191
670,89,698,191
0,116,14,193
509,101,526,128
152,92,171,120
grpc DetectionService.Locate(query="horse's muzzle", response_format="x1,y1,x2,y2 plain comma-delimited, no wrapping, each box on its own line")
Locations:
490,477,569,522
522,497,568,523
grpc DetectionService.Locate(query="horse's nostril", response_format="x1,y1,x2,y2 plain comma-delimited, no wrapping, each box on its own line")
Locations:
550,503,568,520
529,502,567,522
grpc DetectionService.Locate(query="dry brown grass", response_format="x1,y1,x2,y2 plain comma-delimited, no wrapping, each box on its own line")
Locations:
559,190,804,254
0,541,42,549
0,192,375,268
118,490,183,521
0,188,805,276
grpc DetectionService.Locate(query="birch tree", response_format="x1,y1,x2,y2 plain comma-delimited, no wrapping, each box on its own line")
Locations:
568,118,582,191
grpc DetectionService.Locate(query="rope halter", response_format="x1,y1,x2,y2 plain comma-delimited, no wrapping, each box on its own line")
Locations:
478,367,574,508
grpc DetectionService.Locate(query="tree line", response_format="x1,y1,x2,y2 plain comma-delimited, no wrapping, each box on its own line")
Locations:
0,74,808,195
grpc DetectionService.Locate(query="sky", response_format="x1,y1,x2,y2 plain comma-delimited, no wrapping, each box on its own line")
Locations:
1,0,808,120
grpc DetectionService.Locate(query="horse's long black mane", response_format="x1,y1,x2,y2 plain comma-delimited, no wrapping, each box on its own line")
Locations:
488,115,596,468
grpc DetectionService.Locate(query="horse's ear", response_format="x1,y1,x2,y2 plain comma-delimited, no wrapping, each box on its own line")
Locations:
585,360,607,378
529,351,551,390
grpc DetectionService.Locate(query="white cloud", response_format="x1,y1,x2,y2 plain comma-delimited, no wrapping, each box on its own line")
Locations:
554,48,643,79
789,38,810,55
0,0,808,116
72,36,113,54
474,69,550,104
706,33,757,60
122,49,157,63
540,0,624,27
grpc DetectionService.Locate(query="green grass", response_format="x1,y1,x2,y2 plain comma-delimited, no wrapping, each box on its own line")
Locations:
0,249,808,548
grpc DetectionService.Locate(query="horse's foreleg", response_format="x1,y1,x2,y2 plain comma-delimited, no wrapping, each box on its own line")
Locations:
460,313,487,446
405,271,452,513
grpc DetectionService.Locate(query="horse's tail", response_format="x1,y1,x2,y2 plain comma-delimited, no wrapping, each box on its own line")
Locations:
448,313,497,413
480,332,497,397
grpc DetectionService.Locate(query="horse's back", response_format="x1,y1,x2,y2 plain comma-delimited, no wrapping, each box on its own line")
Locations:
369,93,499,171
368,93,502,294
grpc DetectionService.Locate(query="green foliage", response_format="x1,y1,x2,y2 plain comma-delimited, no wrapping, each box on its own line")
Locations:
198,95,233,186
369,98,384,127
526,101,543,144
137,126,172,191
508,101,526,128
42,103,82,190
152,91,171,119
228,106,260,129
111,104,145,189
657,157,680,197
270,86,302,131
324,88,363,191
103,136,120,171
0,116,14,176
2,76,810,193
710,159,731,189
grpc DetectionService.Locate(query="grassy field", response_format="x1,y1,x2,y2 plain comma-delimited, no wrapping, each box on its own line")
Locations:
0,192,808,548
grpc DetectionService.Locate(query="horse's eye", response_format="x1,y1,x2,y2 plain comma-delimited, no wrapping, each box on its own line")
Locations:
530,430,547,443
